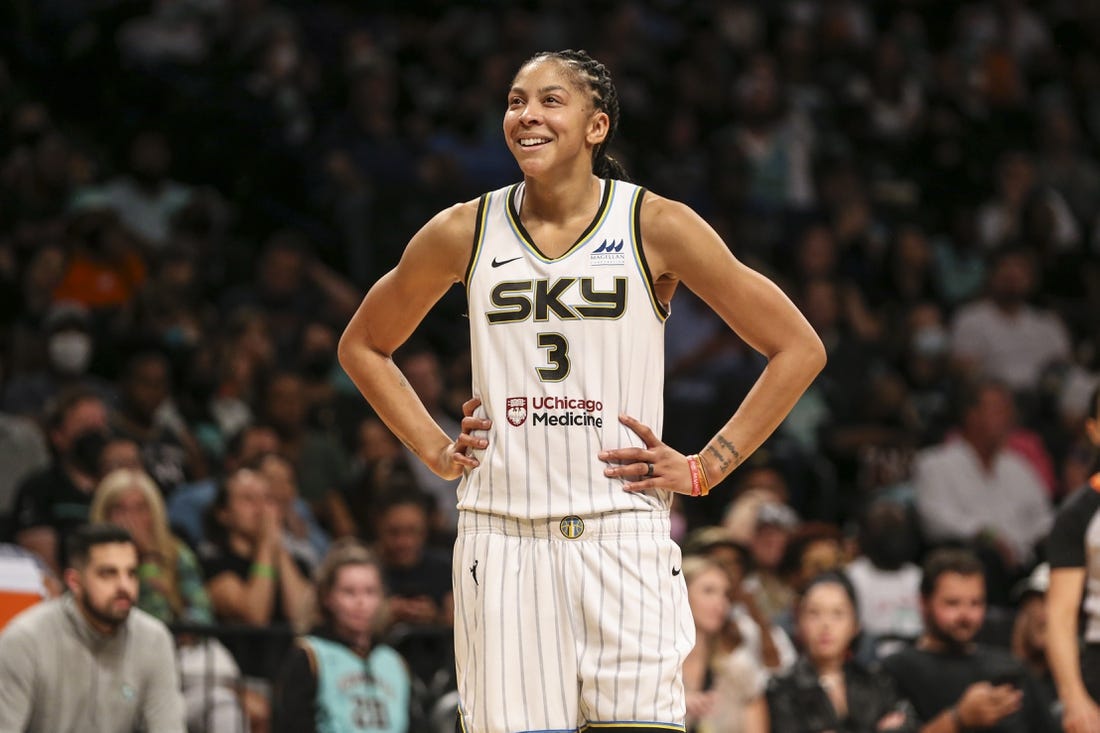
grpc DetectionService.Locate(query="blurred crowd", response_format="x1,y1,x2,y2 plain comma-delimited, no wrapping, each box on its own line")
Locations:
1,0,1099,731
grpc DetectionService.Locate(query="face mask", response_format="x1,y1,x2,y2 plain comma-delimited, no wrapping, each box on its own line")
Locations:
300,351,334,380
49,331,93,374
68,428,108,476
911,326,947,357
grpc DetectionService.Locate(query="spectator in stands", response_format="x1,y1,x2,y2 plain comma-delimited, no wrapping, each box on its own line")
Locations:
274,539,411,733
168,421,280,547
98,433,144,475
738,498,800,623
256,451,329,573
883,548,1055,732
1008,563,1060,730
900,301,955,444
341,413,415,542
0,523,185,732
682,526,796,675
721,460,790,541
0,102,75,221
214,307,278,428
724,53,816,216
977,151,1079,252
258,369,353,536
846,500,923,658
373,491,452,628
78,129,194,248
89,467,247,733
1035,105,1100,228
111,348,206,494
219,231,359,359
682,555,769,733
949,246,1072,395
1,300,113,416
91,468,212,624
0,411,50,539
779,521,847,595
198,462,314,732
199,463,314,633
11,387,110,573
6,241,67,381
767,571,917,732
51,207,147,312
134,245,213,360
913,379,1053,603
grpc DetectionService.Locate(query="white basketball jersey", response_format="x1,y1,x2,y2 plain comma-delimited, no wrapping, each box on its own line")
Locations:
461,179,670,522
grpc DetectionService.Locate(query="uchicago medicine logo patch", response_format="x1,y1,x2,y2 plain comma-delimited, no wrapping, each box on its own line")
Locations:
506,397,528,426
505,395,604,428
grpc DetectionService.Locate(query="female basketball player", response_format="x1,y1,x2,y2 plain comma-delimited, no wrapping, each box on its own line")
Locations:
339,49,825,733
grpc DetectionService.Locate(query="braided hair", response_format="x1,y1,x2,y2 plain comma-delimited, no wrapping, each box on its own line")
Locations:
522,49,629,181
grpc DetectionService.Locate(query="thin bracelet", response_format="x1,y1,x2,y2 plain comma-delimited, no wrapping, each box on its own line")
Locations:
695,455,711,492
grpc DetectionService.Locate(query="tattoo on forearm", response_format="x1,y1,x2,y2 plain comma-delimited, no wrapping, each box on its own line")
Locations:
706,445,730,473
705,437,742,474
717,436,742,467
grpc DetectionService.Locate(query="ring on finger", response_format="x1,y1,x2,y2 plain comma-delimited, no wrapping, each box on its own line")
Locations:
645,462,655,478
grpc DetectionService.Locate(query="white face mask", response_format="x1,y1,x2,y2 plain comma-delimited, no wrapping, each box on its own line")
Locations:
912,326,948,357
48,331,93,374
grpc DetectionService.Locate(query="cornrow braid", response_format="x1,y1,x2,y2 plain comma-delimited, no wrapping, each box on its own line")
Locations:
525,49,629,181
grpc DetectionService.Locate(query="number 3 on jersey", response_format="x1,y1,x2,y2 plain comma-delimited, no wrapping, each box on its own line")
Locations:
536,332,570,382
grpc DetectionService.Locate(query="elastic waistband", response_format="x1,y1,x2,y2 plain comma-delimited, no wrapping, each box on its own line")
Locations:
458,510,670,541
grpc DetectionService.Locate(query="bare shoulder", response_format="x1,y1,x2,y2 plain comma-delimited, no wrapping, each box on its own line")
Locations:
426,198,482,243
417,198,481,253
638,192,700,242
638,191,736,281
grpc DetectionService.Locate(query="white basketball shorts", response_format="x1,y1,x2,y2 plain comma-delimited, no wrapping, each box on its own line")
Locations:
453,511,694,733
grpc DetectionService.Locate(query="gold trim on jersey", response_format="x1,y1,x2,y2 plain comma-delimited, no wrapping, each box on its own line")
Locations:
629,186,670,322
581,723,686,731
505,179,615,261
464,193,491,287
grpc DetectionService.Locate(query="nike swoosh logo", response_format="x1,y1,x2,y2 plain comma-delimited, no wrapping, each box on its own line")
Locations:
672,567,681,576
491,256,522,268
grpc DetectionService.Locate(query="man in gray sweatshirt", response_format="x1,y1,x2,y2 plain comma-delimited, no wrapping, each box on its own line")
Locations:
0,523,185,732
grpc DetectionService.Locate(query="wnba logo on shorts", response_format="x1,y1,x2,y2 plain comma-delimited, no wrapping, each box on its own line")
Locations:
506,397,528,426
560,515,585,539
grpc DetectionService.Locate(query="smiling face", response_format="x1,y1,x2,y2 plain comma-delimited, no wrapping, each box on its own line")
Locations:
503,58,609,179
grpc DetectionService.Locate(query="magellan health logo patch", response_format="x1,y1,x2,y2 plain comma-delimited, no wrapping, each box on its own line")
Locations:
590,238,625,266
506,397,528,426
